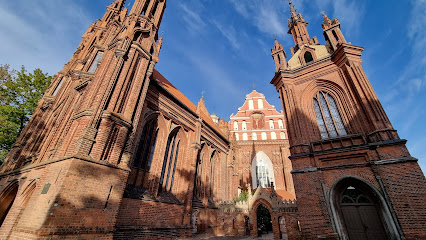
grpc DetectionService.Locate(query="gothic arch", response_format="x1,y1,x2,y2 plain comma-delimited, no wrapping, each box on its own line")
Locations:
0,181,19,227
301,79,353,138
160,125,188,197
329,176,401,240
251,151,276,189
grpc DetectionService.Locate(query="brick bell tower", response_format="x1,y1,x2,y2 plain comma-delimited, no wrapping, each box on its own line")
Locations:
271,1,426,239
0,0,166,238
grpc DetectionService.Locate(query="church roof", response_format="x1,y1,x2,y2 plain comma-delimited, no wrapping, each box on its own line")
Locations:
263,188,296,200
151,69,227,140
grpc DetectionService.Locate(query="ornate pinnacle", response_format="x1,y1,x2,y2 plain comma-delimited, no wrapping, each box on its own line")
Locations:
289,0,297,14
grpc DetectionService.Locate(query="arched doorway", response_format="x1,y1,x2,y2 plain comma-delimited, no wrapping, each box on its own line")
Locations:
333,179,390,240
256,204,272,237
0,182,19,227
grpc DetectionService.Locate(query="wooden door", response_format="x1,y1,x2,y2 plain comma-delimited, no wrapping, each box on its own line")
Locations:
340,186,388,240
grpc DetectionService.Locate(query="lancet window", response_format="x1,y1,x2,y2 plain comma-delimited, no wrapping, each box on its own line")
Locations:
159,128,180,193
256,160,271,188
133,118,158,171
313,92,347,139
88,53,103,73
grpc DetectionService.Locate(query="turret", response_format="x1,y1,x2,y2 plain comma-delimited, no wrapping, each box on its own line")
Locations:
271,38,288,71
130,0,167,28
321,12,347,51
287,0,318,53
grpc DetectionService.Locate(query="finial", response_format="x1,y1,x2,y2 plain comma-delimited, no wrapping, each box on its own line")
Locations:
321,11,325,16
274,35,277,41
201,90,205,98
252,81,256,90
288,0,297,14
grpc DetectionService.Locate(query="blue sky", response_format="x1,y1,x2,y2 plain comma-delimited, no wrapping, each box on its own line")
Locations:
0,0,424,171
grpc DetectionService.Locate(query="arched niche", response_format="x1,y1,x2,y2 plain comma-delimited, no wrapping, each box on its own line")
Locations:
251,151,276,189
0,181,19,227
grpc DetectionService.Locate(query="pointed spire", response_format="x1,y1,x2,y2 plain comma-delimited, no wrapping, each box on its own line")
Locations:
289,0,297,15
321,11,332,28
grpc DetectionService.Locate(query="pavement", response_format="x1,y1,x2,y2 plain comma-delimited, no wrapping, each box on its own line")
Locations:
184,233,274,240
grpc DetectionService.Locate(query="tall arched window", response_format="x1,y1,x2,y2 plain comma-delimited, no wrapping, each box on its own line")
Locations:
235,133,240,141
269,120,275,129
88,52,103,73
257,99,264,109
280,132,286,139
278,119,284,129
209,151,216,199
159,128,181,193
271,132,277,140
242,121,247,130
252,133,258,141
233,121,238,130
261,132,267,140
243,133,248,141
256,160,271,188
304,51,314,64
133,118,158,171
313,92,347,139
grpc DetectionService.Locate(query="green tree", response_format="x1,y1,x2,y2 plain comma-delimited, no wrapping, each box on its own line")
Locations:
0,64,53,164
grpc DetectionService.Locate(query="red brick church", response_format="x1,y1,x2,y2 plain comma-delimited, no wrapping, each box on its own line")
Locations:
0,0,425,239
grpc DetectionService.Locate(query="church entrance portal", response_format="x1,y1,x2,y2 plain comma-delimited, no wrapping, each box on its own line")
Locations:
256,204,272,237
338,183,389,240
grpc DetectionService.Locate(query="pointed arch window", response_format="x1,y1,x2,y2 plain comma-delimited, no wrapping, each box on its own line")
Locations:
271,132,277,140
88,52,103,73
52,78,64,96
209,152,216,199
159,128,180,193
242,121,247,130
256,160,271,188
133,118,158,171
261,132,267,140
313,92,347,139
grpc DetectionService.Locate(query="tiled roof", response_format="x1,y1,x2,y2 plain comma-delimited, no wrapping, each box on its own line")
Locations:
151,69,227,140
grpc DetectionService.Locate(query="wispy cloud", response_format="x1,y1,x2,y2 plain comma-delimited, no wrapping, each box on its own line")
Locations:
228,0,287,37
178,2,206,34
210,20,240,50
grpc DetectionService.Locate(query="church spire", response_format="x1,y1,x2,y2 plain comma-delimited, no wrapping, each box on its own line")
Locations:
286,0,318,52
288,0,298,19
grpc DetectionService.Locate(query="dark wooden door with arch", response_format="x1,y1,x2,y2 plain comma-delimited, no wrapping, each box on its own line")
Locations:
340,186,388,240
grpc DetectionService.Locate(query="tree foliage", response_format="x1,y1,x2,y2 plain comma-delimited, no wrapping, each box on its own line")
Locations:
0,64,53,164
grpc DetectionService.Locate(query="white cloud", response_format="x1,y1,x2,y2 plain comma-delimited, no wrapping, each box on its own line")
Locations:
178,2,206,34
210,20,240,50
228,0,287,37
0,0,92,75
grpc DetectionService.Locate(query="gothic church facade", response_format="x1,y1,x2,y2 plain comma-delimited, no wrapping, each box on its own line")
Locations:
0,0,425,239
